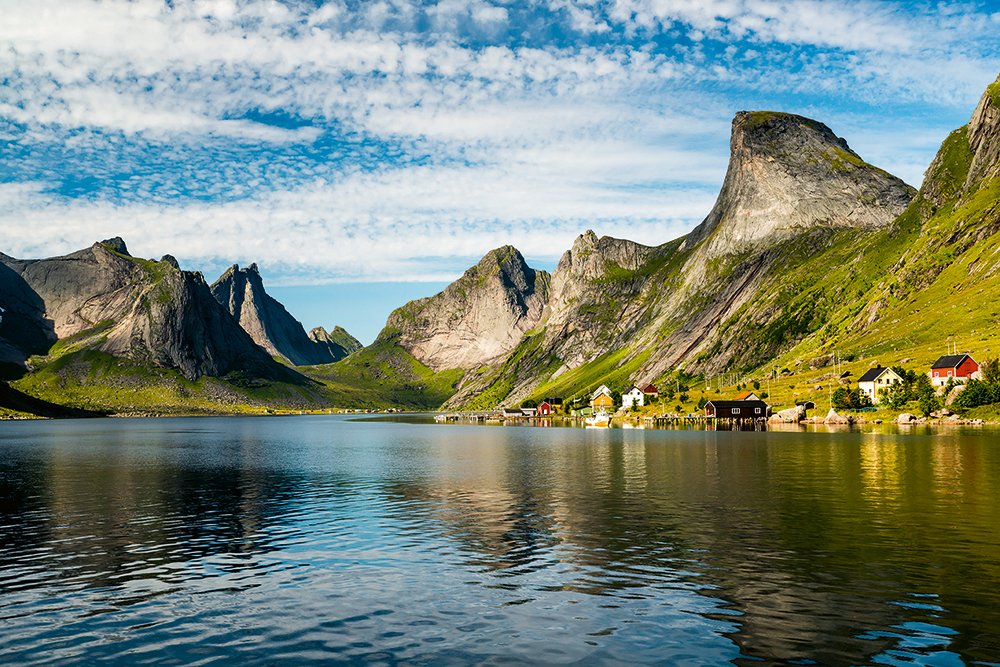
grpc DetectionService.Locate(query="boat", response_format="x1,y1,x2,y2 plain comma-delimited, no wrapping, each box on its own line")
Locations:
585,411,612,428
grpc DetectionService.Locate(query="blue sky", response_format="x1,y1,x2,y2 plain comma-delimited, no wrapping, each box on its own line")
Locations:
1,1,998,343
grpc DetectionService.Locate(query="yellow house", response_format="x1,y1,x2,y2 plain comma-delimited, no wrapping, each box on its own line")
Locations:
591,384,614,410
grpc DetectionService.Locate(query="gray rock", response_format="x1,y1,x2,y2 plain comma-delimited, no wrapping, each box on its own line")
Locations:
375,246,550,371
824,408,850,424
211,264,360,366
0,240,292,381
897,413,915,424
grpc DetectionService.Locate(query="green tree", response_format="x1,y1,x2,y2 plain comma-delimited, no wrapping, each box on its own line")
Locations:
914,374,940,416
981,357,1000,384
752,380,761,390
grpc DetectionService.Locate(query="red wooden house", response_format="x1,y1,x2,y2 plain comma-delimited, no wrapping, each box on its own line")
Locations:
537,401,554,416
930,354,980,386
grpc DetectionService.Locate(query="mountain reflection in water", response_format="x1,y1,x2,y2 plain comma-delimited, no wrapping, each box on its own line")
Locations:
1,416,998,665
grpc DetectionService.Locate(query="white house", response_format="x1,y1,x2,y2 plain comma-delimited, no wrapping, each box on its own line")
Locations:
858,367,904,404
621,385,645,409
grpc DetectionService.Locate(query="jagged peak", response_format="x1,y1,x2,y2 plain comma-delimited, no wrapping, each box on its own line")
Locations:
966,74,1000,187
97,237,130,256
680,109,913,256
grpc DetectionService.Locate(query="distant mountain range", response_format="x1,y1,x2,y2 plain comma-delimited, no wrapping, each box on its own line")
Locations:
2,74,998,416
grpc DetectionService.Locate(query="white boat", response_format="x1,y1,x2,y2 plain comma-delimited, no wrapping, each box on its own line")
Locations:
585,411,612,428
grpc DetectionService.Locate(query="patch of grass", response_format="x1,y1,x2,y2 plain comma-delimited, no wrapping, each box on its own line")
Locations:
987,81,1000,108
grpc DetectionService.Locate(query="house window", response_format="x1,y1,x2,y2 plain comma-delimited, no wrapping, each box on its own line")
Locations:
934,371,939,377
755,408,761,414
948,371,953,377
733,408,740,415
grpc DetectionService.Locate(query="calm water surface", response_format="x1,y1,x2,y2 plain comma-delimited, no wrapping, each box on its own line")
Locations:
1,416,999,665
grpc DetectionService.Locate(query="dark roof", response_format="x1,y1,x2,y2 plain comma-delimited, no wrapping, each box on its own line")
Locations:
858,366,892,382
706,400,768,409
931,354,973,369
642,384,658,393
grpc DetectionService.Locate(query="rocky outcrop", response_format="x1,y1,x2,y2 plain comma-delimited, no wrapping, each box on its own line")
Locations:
681,112,914,266
211,264,358,366
0,239,295,381
308,326,362,360
542,231,662,368
967,75,1000,187
375,246,550,371
824,409,851,424
770,405,806,423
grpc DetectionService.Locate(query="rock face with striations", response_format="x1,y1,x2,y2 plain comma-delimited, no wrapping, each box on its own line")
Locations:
0,239,287,380
211,264,357,366
375,246,550,371
680,112,914,273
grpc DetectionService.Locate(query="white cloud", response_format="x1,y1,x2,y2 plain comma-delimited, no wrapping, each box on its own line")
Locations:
0,0,995,287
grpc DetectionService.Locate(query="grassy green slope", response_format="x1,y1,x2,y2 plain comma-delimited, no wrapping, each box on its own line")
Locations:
13,349,332,415
302,343,463,409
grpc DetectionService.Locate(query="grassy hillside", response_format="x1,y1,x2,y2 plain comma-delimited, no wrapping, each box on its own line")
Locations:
12,349,333,415
302,343,463,409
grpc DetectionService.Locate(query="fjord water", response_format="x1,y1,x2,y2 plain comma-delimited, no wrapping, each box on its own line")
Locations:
1,417,999,665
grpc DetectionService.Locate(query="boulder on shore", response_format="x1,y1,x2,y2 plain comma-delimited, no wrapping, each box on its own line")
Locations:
824,408,850,424
771,405,807,423
897,413,915,424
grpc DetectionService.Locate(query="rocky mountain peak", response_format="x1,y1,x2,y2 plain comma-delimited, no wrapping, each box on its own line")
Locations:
377,246,550,370
680,110,914,261
966,75,1000,186
211,265,356,366
98,237,130,256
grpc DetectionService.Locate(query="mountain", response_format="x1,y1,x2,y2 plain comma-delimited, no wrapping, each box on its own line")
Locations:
0,239,327,415
210,264,359,365
308,326,363,360
0,239,287,380
383,108,917,409
374,246,550,371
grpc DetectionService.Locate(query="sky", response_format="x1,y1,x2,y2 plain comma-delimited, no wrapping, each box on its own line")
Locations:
1,1,998,343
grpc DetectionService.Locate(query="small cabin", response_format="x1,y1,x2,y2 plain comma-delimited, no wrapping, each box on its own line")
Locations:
705,400,768,421
930,354,980,387
621,385,645,409
537,401,553,416
641,384,659,398
501,408,523,418
521,407,537,417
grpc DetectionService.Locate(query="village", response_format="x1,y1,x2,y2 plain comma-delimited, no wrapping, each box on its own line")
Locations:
436,352,998,428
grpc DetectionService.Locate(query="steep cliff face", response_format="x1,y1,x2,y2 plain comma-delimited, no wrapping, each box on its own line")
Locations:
376,246,550,371
967,77,1000,187
0,239,290,381
682,112,914,262
541,230,664,368
210,264,357,366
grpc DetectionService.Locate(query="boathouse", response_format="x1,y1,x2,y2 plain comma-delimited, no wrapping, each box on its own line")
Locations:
537,401,553,416
930,354,980,387
705,400,768,421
